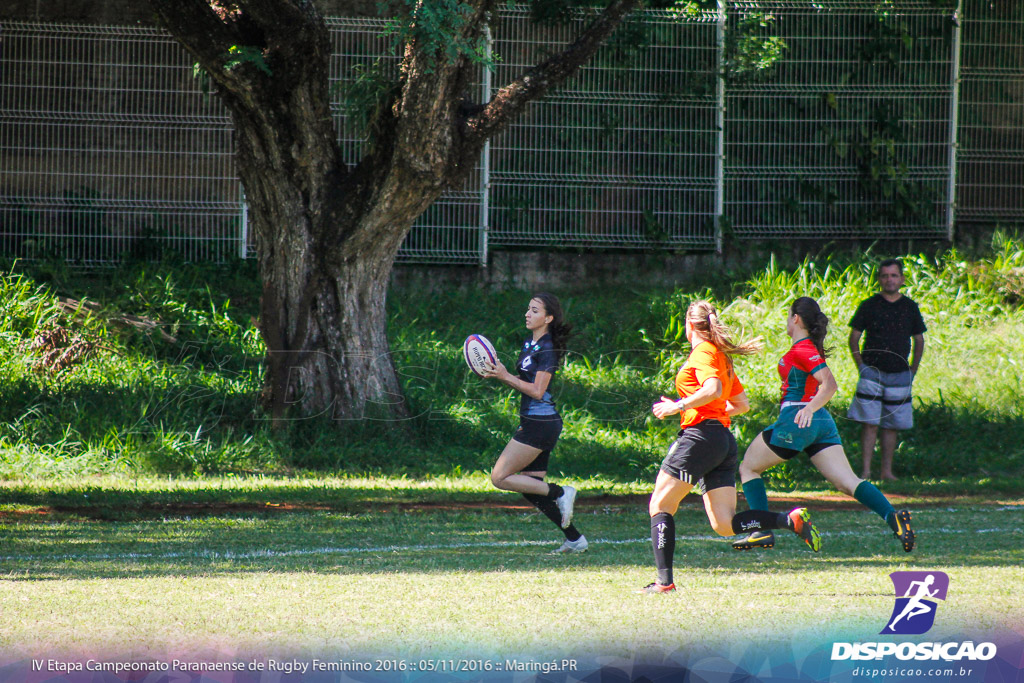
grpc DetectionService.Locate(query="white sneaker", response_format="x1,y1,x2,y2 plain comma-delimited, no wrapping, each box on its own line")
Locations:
555,486,576,528
551,535,588,554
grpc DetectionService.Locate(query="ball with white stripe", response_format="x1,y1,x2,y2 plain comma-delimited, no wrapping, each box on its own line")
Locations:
463,334,498,377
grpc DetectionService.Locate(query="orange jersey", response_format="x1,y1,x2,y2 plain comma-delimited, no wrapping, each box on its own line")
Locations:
674,341,745,428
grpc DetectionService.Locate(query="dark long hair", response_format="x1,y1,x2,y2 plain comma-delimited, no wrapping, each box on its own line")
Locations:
791,296,831,358
533,292,572,364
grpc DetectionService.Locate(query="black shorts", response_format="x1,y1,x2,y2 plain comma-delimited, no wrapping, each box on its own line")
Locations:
760,428,836,461
660,419,737,493
512,414,563,472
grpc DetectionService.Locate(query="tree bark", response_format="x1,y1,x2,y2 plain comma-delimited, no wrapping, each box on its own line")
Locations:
147,0,641,426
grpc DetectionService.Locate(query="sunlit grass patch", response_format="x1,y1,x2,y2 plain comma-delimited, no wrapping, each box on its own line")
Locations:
0,503,1020,659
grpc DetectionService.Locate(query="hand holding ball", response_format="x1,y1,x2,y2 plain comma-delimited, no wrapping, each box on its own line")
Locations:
463,334,498,377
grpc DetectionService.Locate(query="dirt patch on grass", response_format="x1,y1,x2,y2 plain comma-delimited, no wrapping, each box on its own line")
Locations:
1,491,1018,521
384,492,1020,513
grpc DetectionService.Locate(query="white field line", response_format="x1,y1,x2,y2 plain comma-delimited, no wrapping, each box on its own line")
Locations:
1,525,1019,563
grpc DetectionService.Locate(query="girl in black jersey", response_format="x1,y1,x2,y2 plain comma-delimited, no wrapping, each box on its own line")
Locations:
480,293,587,553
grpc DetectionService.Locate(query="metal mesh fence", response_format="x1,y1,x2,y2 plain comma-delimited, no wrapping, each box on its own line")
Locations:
725,1,956,240
487,8,722,250
0,23,242,264
957,1,1024,226
0,3,1020,265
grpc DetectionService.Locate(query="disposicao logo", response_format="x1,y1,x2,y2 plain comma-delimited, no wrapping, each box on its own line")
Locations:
882,571,949,635
831,571,997,663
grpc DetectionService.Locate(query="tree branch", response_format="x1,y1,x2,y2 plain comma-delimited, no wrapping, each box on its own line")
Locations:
333,0,501,234
459,0,642,153
388,0,499,177
148,0,331,103
147,0,246,70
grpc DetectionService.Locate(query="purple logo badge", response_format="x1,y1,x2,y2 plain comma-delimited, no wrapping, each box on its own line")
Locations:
881,571,949,635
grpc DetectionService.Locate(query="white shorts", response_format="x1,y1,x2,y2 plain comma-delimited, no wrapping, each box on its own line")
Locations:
847,366,914,430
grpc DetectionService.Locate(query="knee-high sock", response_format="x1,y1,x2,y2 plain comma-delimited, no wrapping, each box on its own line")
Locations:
731,509,790,534
741,477,770,511
522,493,582,541
854,480,897,528
651,512,675,586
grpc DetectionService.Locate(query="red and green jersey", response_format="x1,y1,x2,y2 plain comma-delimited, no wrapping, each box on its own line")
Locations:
778,338,827,404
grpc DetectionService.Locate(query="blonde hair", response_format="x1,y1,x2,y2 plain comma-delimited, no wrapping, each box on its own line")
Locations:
686,300,763,357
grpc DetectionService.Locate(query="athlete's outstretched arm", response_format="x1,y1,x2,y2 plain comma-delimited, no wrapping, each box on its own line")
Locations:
482,360,552,400
652,378,723,419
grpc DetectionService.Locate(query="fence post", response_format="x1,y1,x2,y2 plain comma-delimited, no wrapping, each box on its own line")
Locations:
947,0,963,242
715,0,726,253
479,26,493,269
240,189,249,260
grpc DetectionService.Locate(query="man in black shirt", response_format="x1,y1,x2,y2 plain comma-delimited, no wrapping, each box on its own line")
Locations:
847,259,927,480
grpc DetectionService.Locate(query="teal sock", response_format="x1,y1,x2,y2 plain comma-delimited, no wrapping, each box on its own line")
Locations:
741,478,769,511
854,480,896,524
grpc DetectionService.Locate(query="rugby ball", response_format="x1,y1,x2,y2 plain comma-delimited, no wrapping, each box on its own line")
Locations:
463,334,498,377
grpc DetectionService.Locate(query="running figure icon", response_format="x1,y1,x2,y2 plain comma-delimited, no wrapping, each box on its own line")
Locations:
882,571,949,635
888,574,938,630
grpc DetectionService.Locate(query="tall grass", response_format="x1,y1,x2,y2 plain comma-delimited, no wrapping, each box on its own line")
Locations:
1,235,1023,487
641,236,1024,486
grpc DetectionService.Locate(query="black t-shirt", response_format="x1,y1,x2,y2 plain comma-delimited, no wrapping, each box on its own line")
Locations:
849,294,927,373
516,333,558,417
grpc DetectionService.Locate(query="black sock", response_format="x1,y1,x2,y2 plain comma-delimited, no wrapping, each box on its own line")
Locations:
522,493,580,540
731,509,787,534
780,511,794,529
651,512,675,586
523,474,563,502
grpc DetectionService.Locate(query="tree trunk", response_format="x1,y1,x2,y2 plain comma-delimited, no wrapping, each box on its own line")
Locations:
235,96,433,423
143,0,414,424
256,214,411,423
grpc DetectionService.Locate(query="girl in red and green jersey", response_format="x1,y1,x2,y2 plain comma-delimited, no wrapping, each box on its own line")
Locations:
641,301,822,595
734,297,915,553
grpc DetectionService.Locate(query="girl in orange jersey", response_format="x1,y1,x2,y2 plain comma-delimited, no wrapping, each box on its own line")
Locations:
641,301,821,595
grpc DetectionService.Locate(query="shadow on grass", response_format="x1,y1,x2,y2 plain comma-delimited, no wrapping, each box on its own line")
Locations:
1,496,1021,581
3,368,1024,486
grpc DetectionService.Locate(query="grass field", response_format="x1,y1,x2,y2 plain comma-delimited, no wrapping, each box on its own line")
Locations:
1,478,1021,662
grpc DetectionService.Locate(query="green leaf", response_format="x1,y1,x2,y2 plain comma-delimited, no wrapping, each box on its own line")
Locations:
224,45,272,76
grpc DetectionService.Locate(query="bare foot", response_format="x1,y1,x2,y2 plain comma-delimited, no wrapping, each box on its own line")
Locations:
881,473,898,481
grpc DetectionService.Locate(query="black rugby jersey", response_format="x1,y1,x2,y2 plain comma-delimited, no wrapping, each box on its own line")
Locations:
516,333,558,417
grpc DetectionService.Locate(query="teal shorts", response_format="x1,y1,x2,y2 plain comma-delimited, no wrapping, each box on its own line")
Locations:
763,404,842,460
